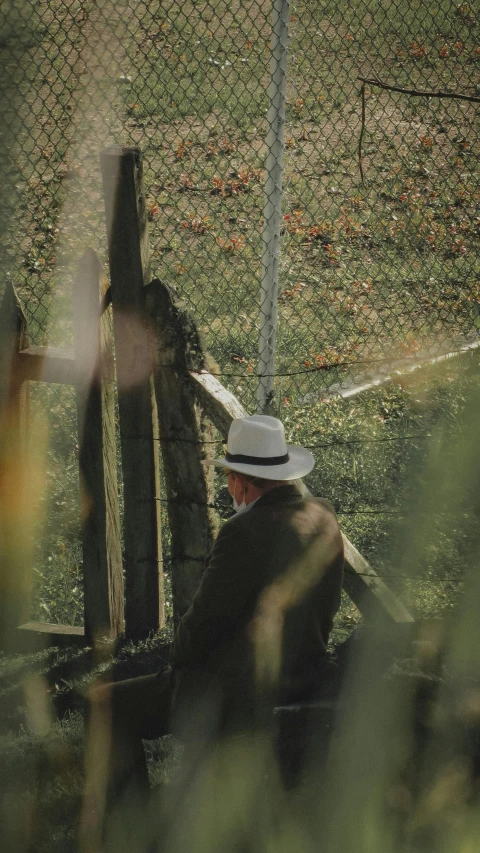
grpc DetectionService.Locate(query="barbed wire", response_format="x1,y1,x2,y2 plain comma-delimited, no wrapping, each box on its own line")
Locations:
337,509,406,515
145,495,476,524
127,431,454,449
305,434,430,449
152,344,480,379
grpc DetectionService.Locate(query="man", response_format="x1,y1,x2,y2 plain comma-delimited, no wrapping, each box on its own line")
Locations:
171,414,344,734
84,415,344,832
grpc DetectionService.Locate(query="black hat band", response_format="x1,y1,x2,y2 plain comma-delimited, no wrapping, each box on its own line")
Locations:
225,451,290,466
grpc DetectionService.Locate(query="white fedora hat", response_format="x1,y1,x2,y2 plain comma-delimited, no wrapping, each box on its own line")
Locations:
208,415,314,480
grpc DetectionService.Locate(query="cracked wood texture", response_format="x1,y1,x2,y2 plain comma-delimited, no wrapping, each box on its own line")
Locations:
145,279,218,623
73,248,124,641
101,147,164,637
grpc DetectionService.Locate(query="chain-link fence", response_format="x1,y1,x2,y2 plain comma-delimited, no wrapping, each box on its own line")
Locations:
1,0,479,412
0,0,478,625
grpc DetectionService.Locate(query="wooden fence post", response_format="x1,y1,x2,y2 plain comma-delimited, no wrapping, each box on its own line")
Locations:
73,248,124,642
0,281,32,647
0,279,29,418
144,279,217,621
100,146,164,637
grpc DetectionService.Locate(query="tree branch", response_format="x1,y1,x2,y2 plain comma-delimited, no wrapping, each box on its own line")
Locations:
358,76,480,103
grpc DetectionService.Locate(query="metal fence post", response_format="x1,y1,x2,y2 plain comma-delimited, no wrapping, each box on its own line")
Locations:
256,0,289,413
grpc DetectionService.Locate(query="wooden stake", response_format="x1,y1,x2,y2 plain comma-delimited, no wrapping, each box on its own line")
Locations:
100,147,164,637
0,279,29,419
145,279,217,622
73,248,124,641
0,281,33,648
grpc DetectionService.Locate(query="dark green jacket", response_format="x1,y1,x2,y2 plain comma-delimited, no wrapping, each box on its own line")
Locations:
171,484,344,723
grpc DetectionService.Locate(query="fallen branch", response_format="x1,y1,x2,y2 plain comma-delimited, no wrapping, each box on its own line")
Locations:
357,75,480,183
358,75,480,103
359,81,366,185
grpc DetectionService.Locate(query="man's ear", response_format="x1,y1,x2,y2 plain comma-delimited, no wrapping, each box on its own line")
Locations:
236,473,249,492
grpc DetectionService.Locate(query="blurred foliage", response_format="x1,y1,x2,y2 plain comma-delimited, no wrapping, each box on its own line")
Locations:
28,383,82,626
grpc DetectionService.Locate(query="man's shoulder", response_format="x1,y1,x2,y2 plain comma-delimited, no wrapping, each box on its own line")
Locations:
257,486,337,517
310,495,337,516
219,487,339,536
242,487,340,534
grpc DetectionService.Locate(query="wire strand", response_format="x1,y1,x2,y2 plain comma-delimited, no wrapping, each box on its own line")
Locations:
125,432,435,448
305,433,430,449
144,495,475,522
180,343,480,378
133,345,478,379
336,509,406,515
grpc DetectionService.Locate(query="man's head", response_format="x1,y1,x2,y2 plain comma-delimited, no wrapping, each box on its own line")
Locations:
208,415,314,497
224,468,288,509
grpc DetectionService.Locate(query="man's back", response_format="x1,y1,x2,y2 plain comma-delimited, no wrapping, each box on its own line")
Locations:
171,483,344,728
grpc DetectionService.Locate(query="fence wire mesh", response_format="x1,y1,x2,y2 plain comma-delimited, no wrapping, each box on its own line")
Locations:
1,0,478,413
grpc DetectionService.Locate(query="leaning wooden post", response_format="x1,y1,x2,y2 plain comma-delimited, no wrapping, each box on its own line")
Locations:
0,281,32,648
144,279,218,622
100,147,164,637
73,248,124,642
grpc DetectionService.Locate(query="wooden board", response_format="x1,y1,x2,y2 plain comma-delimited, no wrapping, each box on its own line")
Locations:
342,536,413,624
189,369,248,438
101,146,164,637
16,622,87,651
73,248,124,642
15,346,113,385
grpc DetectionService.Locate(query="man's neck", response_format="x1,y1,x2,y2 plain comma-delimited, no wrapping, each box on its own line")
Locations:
246,481,291,505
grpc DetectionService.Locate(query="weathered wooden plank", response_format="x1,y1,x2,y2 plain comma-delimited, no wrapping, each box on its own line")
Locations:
145,280,217,621
0,282,33,648
294,481,414,623
100,146,164,637
73,248,124,642
15,346,114,385
190,370,414,624
15,346,76,384
18,621,85,636
16,622,86,651
342,536,413,624
189,369,248,438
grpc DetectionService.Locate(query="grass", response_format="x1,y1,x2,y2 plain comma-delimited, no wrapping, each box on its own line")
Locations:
3,0,478,377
